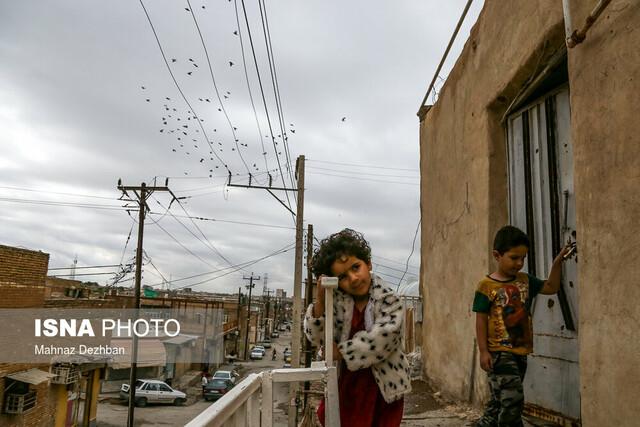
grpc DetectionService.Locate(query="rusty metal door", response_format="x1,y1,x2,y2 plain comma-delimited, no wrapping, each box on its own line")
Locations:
506,87,580,424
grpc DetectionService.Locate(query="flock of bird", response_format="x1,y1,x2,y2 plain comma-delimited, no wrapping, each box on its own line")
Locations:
139,4,347,180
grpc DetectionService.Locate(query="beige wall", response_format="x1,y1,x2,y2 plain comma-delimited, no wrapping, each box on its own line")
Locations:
566,1,640,425
418,0,639,424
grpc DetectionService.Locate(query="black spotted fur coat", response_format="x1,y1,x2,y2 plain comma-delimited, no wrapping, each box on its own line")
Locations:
303,275,411,403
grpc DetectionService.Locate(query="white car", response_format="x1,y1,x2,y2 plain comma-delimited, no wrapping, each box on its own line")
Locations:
250,348,264,360
212,370,239,384
253,345,266,356
119,379,186,407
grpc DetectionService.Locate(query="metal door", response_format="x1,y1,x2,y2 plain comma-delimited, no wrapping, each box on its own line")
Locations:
506,87,580,424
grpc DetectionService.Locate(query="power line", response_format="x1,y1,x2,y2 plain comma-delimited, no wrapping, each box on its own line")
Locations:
0,197,127,211
238,0,294,219
398,219,421,289
168,242,296,290
306,165,419,179
138,0,229,174
49,264,122,271
306,171,419,186
0,186,117,200
185,0,252,177
307,159,419,172
148,211,294,230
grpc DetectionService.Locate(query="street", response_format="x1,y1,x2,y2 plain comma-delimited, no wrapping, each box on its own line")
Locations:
96,330,293,426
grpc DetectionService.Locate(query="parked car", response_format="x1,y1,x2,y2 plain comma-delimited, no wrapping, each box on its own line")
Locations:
271,331,279,338
212,370,239,385
250,348,264,360
119,379,186,407
253,345,266,356
262,338,272,349
203,379,234,401
279,325,286,331
283,349,292,361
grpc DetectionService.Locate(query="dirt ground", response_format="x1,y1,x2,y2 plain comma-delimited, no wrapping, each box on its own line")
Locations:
404,379,443,415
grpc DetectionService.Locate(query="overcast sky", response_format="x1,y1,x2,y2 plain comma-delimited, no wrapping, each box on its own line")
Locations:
0,0,483,296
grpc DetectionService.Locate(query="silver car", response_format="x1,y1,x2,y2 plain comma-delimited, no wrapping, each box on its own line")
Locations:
119,379,186,407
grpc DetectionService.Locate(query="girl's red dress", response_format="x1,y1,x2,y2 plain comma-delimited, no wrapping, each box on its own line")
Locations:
317,305,404,426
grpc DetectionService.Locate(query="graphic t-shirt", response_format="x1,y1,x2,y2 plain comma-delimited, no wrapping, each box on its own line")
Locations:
472,272,545,355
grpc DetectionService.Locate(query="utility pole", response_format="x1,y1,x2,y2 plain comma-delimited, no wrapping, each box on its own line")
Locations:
226,155,306,427
264,288,273,335
235,287,242,355
243,273,259,360
303,224,314,408
117,179,175,427
288,155,305,426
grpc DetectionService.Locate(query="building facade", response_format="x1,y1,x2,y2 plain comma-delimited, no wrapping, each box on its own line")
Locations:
418,1,639,425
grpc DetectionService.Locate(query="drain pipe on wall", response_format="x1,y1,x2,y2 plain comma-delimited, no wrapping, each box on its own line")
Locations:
563,0,614,48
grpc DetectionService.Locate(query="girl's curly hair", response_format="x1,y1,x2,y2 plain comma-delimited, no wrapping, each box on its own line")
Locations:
311,228,371,277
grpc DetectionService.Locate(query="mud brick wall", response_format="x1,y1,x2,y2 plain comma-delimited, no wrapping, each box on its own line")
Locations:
0,245,50,308
0,369,57,427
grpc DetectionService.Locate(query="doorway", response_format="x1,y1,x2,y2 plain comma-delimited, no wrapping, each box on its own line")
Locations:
506,86,580,423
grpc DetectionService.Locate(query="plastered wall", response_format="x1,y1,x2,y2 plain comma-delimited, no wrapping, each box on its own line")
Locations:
418,0,640,424
566,1,640,425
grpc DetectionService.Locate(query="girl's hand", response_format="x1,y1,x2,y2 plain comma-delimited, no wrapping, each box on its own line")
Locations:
313,275,327,318
316,275,327,306
321,342,343,361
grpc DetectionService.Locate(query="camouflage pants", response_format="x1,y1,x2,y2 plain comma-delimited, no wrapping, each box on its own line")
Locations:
476,351,527,427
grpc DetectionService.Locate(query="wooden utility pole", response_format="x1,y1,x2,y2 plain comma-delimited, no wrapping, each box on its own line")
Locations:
226,155,306,427
303,223,314,407
243,273,259,360
288,155,305,426
117,179,175,427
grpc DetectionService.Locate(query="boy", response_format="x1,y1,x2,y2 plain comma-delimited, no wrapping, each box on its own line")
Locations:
474,225,570,426
304,228,410,427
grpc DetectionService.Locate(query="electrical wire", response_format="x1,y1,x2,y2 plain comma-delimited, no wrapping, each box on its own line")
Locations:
238,0,294,219
167,241,295,290
306,171,419,186
307,159,419,172
0,197,128,211
148,211,295,230
138,0,229,173
306,165,419,179
232,0,271,176
397,219,421,289
185,0,252,177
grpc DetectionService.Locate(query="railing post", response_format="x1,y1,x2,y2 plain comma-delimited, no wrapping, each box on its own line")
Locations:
321,277,340,426
322,277,339,364
261,371,274,426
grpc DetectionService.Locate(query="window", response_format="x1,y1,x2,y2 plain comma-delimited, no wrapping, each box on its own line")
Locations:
3,381,37,415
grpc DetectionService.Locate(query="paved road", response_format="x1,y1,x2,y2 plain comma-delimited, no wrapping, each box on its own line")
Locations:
95,331,292,426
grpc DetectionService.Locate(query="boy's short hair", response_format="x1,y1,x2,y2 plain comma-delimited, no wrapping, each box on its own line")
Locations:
311,228,371,277
493,225,530,255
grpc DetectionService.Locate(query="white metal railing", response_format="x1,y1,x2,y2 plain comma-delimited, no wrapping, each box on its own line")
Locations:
186,278,341,427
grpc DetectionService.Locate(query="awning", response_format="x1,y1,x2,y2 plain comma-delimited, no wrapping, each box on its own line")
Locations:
109,339,167,370
162,335,196,346
5,369,56,385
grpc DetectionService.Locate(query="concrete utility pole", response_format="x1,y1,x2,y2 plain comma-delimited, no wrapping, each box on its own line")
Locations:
117,179,176,427
243,273,259,360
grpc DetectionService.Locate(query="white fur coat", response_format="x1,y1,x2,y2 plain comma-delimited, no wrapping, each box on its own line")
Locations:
303,275,411,403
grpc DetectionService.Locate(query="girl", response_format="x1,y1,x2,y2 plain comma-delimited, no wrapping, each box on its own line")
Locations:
304,229,411,427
